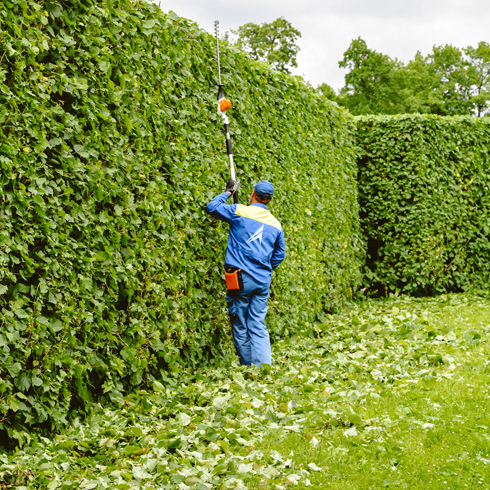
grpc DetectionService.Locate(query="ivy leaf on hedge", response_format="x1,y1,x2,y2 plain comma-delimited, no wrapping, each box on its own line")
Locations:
73,144,89,158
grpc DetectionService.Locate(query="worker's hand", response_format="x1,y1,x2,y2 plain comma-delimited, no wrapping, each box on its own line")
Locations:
225,178,240,196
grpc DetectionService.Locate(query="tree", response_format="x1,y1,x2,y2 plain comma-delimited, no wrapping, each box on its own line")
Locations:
317,83,338,101
390,52,442,114
335,38,487,117
466,42,490,116
232,17,301,74
427,44,473,115
337,37,404,115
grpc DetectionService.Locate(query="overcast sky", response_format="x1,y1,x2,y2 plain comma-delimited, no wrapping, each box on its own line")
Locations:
157,0,490,91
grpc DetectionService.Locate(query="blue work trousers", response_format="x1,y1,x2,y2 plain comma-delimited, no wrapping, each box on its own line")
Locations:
225,271,271,366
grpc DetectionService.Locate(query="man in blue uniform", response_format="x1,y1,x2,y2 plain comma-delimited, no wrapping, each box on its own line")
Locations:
206,179,286,366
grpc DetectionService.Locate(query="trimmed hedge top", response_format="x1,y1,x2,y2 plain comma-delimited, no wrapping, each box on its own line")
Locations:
0,0,361,441
356,114,490,296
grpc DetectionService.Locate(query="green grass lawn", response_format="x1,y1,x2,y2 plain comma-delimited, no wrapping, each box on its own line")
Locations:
2,294,490,490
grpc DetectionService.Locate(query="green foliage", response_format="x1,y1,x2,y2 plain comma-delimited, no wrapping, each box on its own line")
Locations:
338,37,403,115
466,41,490,117
0,0,361,441
356,114,490,296
232,17,301,74
3,294,490,488
427,44,474,115
316,82,338,101
338,38,490,116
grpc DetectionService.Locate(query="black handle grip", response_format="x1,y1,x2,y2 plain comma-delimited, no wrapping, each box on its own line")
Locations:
218,84,225,100
233,190,239,204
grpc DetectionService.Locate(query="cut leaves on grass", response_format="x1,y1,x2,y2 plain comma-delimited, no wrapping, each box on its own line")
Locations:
1,293,490,489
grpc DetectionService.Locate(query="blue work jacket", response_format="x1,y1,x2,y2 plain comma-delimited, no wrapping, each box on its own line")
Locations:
206,192,286,284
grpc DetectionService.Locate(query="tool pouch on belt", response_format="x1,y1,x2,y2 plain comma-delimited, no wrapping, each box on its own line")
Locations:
225,267,243,291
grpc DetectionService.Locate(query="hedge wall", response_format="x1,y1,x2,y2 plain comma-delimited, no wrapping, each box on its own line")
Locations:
356,114,490,296
0,0,361,440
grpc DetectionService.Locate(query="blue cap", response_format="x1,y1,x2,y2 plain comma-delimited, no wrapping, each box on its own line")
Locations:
253,180,274,199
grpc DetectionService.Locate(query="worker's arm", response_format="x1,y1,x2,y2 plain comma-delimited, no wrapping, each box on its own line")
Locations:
206,179,240,223
271,230,286,270
206,192,235,224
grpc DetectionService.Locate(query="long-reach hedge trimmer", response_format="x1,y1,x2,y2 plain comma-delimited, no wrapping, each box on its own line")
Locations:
214,20,239,204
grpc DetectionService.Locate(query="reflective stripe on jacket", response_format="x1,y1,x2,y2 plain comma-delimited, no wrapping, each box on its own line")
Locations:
206,192,286,283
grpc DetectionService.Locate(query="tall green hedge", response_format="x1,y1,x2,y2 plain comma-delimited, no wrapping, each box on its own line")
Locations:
0,0,361,440
356,114,490,296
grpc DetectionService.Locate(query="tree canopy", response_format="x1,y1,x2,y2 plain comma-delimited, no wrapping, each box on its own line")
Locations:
337,37,403,115
332,38,490,117
232,17,301,74
317,83,338,101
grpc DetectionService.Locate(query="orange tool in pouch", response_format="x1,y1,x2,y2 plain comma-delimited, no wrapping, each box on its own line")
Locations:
225,267,243,290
